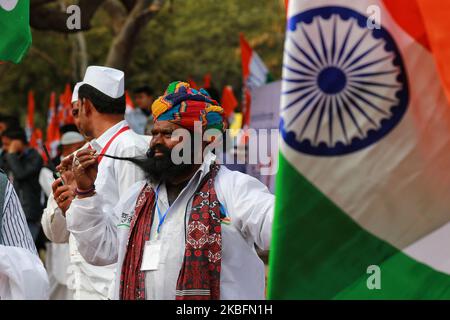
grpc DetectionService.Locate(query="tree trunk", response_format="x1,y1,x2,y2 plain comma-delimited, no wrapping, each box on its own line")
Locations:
104,0,163,71
75,32,89,78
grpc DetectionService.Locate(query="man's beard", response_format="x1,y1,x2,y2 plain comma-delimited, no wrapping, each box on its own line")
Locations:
103,144,194,184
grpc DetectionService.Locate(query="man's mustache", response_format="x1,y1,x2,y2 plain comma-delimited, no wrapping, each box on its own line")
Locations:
96,144,174,180
99,144,170,162
96,143,194,183
145,144,171,159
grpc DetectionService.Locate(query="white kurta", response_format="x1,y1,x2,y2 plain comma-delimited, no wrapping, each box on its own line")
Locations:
66,153,274,300
0,181,49,299
39,167,54,198
42,120,150,300
45,241,72,300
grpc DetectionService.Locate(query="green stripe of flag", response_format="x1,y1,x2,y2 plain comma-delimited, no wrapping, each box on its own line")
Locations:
268,154,450,299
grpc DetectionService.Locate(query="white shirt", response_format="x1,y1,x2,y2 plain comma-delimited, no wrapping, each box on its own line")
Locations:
39,167,54,198
66,152,274,300
42,120,150,299
0,181,49,299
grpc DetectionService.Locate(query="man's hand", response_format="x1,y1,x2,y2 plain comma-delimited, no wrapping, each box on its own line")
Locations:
52,179,75,215
72,149,98,191
8,140,23,154
57,154,74,173
61,168,75,187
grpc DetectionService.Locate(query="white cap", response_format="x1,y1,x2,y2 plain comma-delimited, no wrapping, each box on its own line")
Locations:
60,131,85,146
71,82,83,103
80,66,125,99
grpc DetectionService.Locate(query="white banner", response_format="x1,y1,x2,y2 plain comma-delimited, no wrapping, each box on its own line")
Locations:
246,80,281,193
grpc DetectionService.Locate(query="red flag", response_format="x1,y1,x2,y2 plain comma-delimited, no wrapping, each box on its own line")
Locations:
46,92,60,158
242,90,252,128
221,86,238,118
30,128,47,163
125,91,135,114
240,33,271,127
29,129,38,149
203,73,211,89
240,34,252,81
59,84,74,126
240,34,253,126
188,77,199,90
26,90,35,140
57,94,64,126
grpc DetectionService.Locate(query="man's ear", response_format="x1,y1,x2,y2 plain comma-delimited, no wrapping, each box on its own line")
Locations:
83,99,94,116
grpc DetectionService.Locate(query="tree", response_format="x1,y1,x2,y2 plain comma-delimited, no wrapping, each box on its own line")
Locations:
0,0,286,127
30,0,165,72
127,0,285,95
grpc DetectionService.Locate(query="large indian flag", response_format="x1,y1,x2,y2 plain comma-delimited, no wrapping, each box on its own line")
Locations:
0,0,31,63
268,0,450,299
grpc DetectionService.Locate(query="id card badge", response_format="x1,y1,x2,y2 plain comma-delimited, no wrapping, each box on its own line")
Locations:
140,240,161,271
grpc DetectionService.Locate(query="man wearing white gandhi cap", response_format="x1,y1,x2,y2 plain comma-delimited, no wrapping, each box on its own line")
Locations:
71,82,82,104
42,66,150,299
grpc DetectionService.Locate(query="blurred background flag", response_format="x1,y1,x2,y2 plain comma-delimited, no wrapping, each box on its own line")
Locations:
203,73,211,89
221,85,238,119
187,76,199,90
269,0,450,299
0,0,31,63
125,91,135,114
26,90,35,141
46,91,60,158
240,33,272,126
30,128,46,162
58,84,74,126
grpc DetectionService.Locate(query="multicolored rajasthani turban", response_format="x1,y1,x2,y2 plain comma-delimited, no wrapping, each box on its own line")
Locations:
151,81,225,132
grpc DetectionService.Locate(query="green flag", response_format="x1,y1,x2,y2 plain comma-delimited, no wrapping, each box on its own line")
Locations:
0,0,31,63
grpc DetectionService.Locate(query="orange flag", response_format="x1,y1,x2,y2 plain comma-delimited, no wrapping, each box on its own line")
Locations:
188,77,199,90
59,84,74,126
46,92,60,158
125,91,134,114
30,128,47,162
221,86,238,118
203,73,211,89
415,0,450,105
239,34,270,126
26,90,35,140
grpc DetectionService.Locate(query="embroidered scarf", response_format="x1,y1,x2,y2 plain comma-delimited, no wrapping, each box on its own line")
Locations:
120,164,222,300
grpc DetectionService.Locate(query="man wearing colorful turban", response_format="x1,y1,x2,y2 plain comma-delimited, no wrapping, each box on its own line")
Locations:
151,81,225,132
66,81,274,300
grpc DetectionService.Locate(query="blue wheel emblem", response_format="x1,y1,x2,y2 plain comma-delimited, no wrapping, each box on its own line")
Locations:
280,6,409,156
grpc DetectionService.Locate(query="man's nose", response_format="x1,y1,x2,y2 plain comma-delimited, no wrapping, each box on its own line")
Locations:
150,133,163,147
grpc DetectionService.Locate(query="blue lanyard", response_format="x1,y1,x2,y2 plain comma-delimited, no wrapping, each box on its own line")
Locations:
155,184,170,236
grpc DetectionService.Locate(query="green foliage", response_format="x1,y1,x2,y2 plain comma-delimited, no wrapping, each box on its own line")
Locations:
128,0,285,95
0,0,285,129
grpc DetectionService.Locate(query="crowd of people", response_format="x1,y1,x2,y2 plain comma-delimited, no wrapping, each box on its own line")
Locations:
0,65,274,300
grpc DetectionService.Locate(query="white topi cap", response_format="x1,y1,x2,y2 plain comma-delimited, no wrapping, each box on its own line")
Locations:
79,66,125,99
60,131,85,146
71,82,83,103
